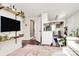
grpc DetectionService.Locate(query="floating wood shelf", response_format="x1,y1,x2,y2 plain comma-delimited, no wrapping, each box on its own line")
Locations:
0,4,25,18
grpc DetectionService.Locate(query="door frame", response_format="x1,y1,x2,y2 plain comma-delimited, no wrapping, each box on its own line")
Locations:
30,20,35,37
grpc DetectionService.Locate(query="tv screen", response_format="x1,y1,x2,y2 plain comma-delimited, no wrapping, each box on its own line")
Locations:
0,16,20,32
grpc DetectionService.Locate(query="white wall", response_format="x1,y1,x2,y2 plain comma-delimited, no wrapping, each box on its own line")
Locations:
42,31,53,45
0,10,15,36
0,9,25,55
66,11,79,36
34,12,53,44
35,17,41,42
0,9,24,38
41,12,52,45
23,17,30,40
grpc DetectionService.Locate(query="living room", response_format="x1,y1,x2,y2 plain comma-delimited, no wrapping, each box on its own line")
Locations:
0,3,79,56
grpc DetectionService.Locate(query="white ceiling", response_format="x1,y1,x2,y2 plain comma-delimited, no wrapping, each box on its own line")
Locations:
10,3,79,20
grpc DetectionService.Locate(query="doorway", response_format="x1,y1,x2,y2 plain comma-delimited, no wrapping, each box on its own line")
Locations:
30,20,35,37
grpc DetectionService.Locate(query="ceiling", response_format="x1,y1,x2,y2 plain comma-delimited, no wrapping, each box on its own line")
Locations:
9,3,79,20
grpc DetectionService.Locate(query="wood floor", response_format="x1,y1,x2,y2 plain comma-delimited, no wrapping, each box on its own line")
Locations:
7,45,66,56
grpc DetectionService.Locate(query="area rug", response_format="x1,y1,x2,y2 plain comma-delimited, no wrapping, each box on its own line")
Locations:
7,45,62,56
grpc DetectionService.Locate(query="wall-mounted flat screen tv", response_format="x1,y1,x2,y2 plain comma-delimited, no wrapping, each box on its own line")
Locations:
0,16,20,32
